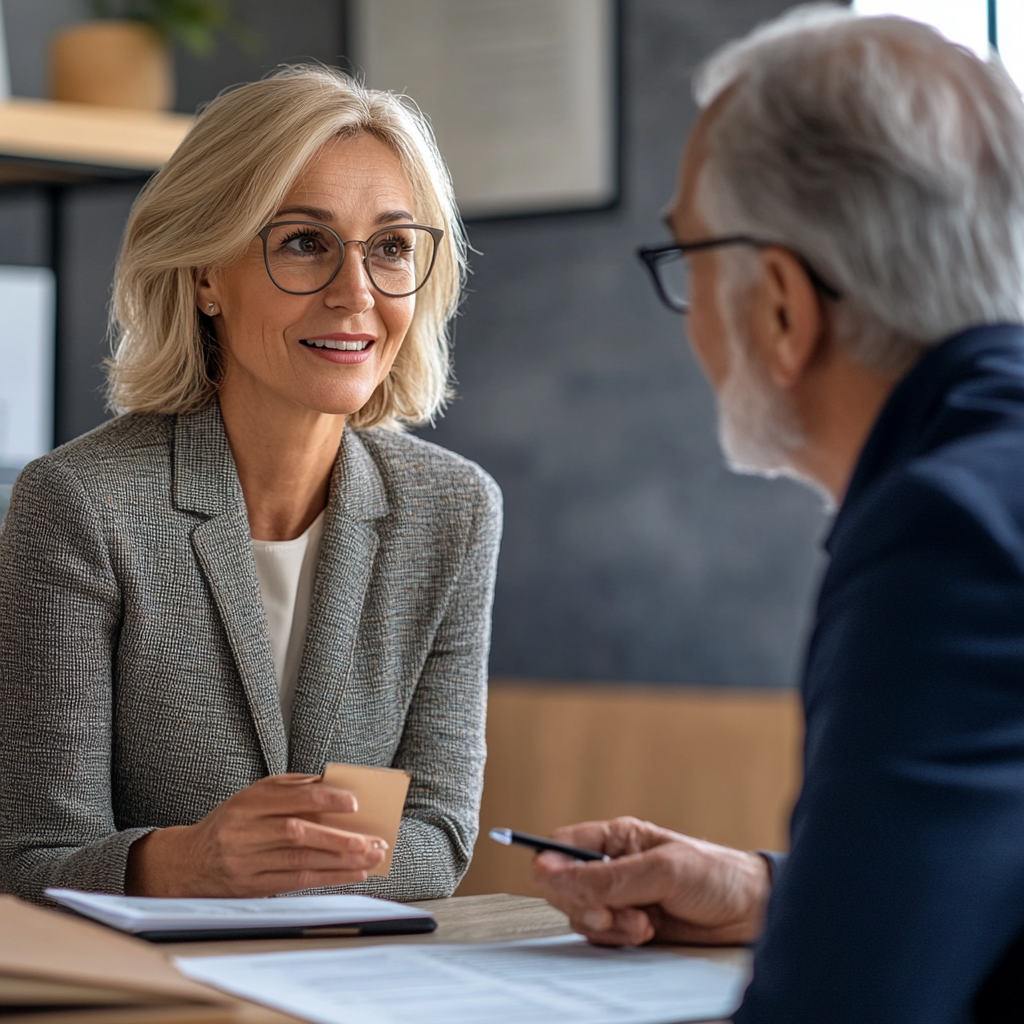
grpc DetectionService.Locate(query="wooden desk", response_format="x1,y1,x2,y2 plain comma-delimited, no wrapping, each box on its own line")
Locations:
166,893,750,1024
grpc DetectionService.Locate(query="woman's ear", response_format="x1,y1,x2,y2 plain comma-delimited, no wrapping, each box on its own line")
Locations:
752,247,826,390
195,269,221,318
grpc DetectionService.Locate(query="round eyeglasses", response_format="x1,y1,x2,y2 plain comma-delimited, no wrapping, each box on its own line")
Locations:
637,235,841,314
257,221,444,297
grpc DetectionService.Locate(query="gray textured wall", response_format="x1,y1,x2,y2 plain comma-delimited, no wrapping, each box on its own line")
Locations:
0,0,829,688
422,1,829,687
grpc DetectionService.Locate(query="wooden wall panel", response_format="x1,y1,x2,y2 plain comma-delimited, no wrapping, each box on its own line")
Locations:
456,681,803,897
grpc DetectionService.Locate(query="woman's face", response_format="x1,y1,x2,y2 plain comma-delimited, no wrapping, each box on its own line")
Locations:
199,133,418,420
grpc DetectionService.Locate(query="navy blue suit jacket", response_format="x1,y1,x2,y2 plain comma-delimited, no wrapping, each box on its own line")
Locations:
735,325,1024,1024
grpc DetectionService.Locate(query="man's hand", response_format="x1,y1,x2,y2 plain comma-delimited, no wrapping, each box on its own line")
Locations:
125,773,387,896
532,816,770,947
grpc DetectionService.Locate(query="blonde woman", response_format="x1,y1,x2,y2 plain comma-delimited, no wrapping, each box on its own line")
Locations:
0,67,501,903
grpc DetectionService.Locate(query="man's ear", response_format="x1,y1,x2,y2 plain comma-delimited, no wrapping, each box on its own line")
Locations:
752,247,825,390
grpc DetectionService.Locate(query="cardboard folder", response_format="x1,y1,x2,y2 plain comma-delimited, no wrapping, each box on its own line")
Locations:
0,895,234,1023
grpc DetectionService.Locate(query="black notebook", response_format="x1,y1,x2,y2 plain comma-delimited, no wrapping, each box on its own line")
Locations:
46,888,437,943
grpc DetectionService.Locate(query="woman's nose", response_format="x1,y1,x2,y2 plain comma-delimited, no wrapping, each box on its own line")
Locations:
323,241,375,311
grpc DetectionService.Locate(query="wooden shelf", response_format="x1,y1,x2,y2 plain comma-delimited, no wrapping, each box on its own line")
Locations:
0,97,192,186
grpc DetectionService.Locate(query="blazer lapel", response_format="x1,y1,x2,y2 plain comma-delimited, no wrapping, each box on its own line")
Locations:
287,428,388,774
174,405,288,776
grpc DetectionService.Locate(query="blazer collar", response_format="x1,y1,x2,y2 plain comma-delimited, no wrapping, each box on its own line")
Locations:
328,425,390,524
171,402,389,523
172,403,389,776
830,322,1024,553
288,427,390,773
172,402,243,517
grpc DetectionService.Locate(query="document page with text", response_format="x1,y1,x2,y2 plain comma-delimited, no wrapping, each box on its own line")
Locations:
177,935,748,1024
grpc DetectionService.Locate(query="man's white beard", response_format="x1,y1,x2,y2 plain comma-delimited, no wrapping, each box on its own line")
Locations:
716,338,803,478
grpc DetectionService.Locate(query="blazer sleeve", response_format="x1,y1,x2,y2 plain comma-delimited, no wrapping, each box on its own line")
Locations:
349,469,503,900
0,458,154,902
735,472,1024,1023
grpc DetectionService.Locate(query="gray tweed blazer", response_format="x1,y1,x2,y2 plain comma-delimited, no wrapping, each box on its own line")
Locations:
0,404,501,905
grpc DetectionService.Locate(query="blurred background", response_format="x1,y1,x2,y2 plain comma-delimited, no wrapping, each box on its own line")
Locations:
0,0,1008,893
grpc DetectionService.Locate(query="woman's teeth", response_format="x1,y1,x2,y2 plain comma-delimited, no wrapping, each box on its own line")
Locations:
302,338,371,351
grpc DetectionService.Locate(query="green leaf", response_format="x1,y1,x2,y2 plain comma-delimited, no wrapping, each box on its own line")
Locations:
84,0,256,58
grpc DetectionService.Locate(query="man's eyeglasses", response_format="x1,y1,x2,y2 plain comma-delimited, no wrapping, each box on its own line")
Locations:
636,235,841,314
258,221,444,297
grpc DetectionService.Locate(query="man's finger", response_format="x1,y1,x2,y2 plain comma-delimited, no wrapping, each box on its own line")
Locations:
569,906,655,947
539,847,682,911
551,817,678,858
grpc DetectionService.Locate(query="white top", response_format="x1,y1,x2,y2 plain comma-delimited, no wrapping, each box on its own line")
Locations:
251,511,326,731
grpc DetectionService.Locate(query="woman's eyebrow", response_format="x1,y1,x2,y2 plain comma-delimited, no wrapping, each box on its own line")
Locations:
273,206,415,224
276,204,333,221
375,209,414,224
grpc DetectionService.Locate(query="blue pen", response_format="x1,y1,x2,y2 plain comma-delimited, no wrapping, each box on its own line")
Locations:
489,827,610,862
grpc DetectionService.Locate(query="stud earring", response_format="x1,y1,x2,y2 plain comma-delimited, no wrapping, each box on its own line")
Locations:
207,302,216,315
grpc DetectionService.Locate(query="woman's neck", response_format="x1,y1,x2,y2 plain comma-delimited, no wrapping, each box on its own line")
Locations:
217,386,346,542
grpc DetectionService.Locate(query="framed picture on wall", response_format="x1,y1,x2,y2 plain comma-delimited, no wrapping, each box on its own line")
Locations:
347,0,620,220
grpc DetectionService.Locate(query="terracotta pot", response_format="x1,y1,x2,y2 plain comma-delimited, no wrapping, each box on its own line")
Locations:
48,21,174,111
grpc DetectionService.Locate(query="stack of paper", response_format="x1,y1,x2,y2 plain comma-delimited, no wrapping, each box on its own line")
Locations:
46,889,436,942
178,934,748,1024
0,895,233,1023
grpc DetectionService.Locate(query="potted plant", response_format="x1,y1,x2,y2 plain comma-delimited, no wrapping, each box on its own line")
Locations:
49,1,258,111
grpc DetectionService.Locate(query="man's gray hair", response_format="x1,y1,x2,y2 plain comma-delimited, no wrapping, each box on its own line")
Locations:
694,3,1024,372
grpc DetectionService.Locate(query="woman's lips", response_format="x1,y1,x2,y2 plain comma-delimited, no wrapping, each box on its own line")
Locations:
300,336,376,364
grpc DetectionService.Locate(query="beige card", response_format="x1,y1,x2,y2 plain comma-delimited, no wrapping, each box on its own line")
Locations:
319,762,411,876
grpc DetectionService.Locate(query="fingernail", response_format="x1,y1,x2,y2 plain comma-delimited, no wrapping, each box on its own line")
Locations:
370,839,388,850
581,907,611,931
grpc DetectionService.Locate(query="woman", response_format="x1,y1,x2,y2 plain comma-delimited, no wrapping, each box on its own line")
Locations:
0,67,501,903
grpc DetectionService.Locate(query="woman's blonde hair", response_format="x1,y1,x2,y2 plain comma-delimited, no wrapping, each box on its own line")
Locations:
106,65,466,429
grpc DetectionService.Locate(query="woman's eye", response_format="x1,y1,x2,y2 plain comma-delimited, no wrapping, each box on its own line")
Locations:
282,233,324,255
373,235,412,260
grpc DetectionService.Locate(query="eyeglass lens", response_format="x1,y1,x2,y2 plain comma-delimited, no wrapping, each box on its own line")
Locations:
651,249,691,311
263,223,437,296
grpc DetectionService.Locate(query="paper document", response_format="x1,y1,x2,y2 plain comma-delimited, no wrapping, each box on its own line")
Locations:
46,889,433,936
177,934,748,1024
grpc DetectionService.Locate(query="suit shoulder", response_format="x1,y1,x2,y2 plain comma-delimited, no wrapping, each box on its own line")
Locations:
355,428,502,512
21,413,174,488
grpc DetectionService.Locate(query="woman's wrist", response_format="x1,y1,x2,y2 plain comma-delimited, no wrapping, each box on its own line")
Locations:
125,825,193,896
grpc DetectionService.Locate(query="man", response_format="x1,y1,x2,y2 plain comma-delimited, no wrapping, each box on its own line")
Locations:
533,7,1024,1022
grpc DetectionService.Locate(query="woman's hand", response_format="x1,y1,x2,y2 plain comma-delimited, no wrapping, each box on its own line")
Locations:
125,773,387,896
531,816,770,947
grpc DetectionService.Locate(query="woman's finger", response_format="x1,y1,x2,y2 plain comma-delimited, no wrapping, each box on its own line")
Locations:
233,837,386,875
229,776,359,816
237,866,376,896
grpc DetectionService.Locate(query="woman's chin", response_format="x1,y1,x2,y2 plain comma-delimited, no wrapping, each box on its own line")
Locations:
297,386,382,420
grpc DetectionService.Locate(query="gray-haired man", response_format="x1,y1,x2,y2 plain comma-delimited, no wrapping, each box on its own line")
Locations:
534,6,1024,1021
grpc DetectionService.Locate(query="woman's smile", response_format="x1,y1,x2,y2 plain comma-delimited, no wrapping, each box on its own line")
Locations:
300,333,376,363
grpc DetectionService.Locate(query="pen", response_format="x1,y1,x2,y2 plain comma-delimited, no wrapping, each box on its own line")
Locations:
489,827,610,862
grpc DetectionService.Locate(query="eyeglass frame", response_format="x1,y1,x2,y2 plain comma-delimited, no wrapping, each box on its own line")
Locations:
636,235,842,314
257,220,445,297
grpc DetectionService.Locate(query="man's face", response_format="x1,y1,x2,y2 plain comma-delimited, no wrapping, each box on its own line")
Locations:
665,115,804,478
665,118,732,390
